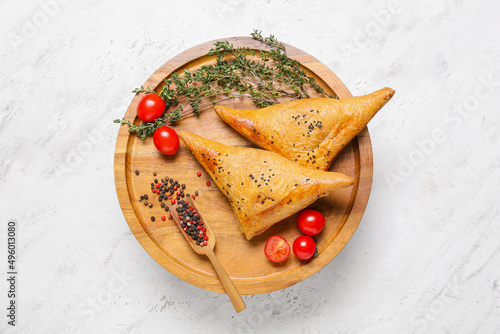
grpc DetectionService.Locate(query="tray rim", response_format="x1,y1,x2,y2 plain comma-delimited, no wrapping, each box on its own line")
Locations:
114,36,373,295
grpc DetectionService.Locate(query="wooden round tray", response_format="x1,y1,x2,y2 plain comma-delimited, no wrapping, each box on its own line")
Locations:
114,37,373,295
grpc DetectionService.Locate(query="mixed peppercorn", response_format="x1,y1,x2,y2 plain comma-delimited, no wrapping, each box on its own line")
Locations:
137,172,193,220
135,170,211,246
175,199,209,246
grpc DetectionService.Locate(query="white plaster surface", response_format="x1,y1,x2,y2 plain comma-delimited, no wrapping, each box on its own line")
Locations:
1,0,499,333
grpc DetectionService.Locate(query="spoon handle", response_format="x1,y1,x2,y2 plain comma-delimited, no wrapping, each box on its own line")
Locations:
205,248,246,313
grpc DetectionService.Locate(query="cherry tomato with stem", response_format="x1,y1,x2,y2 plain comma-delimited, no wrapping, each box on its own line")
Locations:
137,93,165,123
264,235,290,262
153,126,179,155
297,209,325,235
293,235,316,260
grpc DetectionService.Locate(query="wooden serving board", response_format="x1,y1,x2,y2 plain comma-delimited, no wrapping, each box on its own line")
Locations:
114,37,373,295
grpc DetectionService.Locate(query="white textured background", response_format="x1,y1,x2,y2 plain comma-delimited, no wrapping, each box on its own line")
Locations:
1,0,499,333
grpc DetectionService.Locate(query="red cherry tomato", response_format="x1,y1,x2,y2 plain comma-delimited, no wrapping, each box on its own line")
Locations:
293,235,316,260
153,126,179,155
297,209,325,235
137,93,165,122
264,235,290,262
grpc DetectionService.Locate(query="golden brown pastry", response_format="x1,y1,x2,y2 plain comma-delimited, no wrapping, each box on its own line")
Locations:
214,87,395,170
178,131,354,240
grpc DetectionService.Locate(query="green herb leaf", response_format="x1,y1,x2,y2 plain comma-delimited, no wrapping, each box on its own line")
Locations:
118,31,337,139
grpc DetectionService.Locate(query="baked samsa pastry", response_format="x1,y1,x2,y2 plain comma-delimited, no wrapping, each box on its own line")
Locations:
178,131,353,240
214,87,395,170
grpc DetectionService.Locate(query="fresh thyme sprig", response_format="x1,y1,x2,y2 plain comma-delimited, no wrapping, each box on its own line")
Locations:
115,30,336,140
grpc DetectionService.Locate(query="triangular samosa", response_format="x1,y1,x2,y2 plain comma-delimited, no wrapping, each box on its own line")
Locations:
178,131,354,240
214,87,395,170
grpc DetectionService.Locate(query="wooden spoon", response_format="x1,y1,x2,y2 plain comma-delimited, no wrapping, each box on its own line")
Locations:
170,197,246,313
